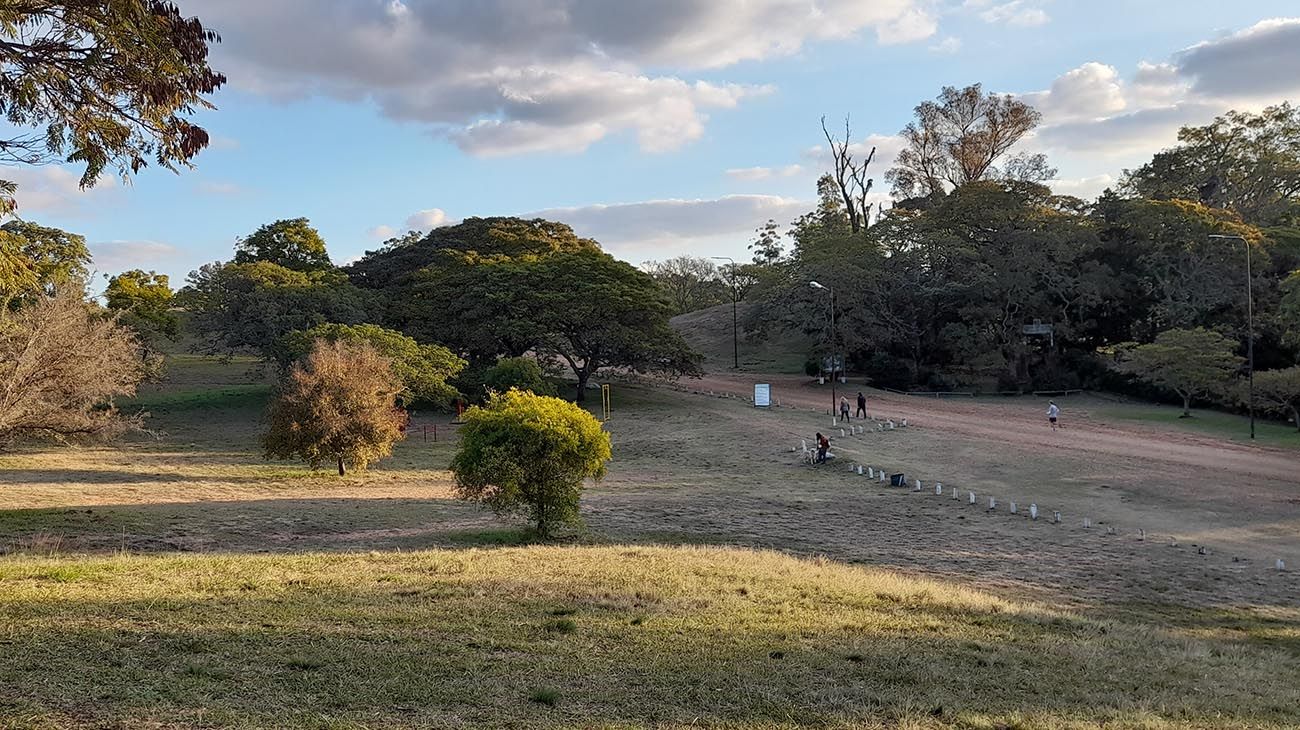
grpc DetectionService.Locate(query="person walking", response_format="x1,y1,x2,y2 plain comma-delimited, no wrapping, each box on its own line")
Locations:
839,395,851,422
1046,401,1060,431
855,391,867,419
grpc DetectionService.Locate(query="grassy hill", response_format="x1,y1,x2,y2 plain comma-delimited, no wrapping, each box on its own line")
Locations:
5,545,1297,729
671,301,814,374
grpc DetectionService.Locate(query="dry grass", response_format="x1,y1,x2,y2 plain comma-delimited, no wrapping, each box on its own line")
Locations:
2,545,1298,729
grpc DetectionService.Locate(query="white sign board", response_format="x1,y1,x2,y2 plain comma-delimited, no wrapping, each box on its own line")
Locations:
754,383,771,407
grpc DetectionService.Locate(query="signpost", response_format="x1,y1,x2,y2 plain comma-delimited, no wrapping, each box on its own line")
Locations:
754,383,771,408
1022,320,1054,347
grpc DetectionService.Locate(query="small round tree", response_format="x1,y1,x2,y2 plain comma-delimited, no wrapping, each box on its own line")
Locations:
1254,366,1300,432
263,340,406,475
482,356,555,396
451,389,610,537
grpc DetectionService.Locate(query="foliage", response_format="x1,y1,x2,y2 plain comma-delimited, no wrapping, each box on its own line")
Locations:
1122,104,1300,227
263,340,406,475
1281,270,1300,352
887,84,1054,200
0,221,90,308
179,261,370,357
1118,328,1243,416
451,389,610,537
0,290,148,444
641,255,728,314
104,269,179,342
1252,366,1300,432
482,356,555,397
275,323,464,407
0,1,225,215
233,218,332,272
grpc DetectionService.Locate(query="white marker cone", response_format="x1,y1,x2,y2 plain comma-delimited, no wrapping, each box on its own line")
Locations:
1277,559,1287,571
988,496,996,510
1029,504,1038,520
1010,502,1017,514
857,465,864,475
969,492,976,505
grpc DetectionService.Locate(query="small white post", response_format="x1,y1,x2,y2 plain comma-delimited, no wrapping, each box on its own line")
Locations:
988,496,996,510
935,483,943,495
1083,518,1092,529
952,486,959,500
879,472,887,483
867,467,874,478
969,492,976,505
914,479,922,491
840,428,846,438
832,417,838,427
1010,502,1018,514
857,465,864,476
801,439,807,451
1138,529,1145,541
1277,559,1287,571
1197,546,1207,555
1029,504,1038,520
902,418,908,427
1052,511,1061,524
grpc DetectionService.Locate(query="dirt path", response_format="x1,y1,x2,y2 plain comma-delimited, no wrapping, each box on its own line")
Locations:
689,373,1300,485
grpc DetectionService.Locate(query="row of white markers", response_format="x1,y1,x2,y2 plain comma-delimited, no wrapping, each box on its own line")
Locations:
795,437,1288,573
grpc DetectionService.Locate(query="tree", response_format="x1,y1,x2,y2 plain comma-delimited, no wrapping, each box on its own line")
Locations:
887,83,1054,200
104,269,179,342
483,356,555,397
642,255,726,314
0,221,90,308
1119,328,1243,416
451,389,610,537
1282,270,1300,352
0,290,148,444
275,323,465,408
1253,367,1300,431
233,218,332,272
1122,104,1300,227
0,2,225,215
820,116,876,233
263,340,406,476
179,261,371,357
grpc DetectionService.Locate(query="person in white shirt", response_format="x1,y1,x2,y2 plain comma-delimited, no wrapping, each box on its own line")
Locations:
1046,401,1060,431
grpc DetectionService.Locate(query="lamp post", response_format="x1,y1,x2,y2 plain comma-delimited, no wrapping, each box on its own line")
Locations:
810,280,836,415
710,256,739,369
1209,234,1254,440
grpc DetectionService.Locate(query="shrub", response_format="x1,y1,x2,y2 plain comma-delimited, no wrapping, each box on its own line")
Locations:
263,340,407,475
451,389,611,537
482,356,555,396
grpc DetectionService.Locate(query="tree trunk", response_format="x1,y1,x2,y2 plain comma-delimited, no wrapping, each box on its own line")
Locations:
337,456,346,476
1292,406,1299,433
574,371,590,403
1180,393,1192,418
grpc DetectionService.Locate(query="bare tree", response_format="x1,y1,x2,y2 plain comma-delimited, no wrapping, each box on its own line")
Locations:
888,84,1055,199
0,290,149,444
642,255,725,314
821,116,876,234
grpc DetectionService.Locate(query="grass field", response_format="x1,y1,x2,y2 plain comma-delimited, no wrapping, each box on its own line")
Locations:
2,355,1299,728
1090,399,1300,449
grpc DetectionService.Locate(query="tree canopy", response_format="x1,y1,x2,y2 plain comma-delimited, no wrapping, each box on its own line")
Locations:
0,1,225,214
1253,367,1300,432
0,220,90,308
234,218,332,272
275,323,465,408
1119,328,1243,416
105,269,179,342
451,388,610,537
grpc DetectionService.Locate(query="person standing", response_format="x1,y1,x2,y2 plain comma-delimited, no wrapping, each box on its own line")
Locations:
1046,401,1060,431
815,432,830,463
839,395,851,422
855,391,867,419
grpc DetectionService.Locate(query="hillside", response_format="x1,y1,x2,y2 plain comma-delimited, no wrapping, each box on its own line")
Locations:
671,301,815,374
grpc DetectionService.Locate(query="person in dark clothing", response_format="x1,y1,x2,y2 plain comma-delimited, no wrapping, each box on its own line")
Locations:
815,432,830,463
855,391,867,418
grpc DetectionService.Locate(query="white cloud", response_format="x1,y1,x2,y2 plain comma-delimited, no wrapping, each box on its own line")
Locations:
974,1,1050,27
528,194,809,253
187,0,936,157
929,36,962,55
366,224,396,240
1046,174,1115,199
1,166,117,218
1174,18,1300,101
1023,62,1127,123
726,164,804,181
404,208,451,231
804,133,907,172
89,241,181,274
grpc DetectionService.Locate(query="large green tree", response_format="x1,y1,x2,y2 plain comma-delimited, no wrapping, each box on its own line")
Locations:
0,220,90,308
234,218,332,272
104,269,179,342
1122,104,1300,227
275,323,465,408
1119,328,1243,417
179,261,370,357
0,1,225,214
1252,367,1300,432
451,389,610,537
642,255,727,315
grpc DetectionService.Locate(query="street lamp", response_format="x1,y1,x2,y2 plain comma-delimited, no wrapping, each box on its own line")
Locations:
810,280,837,415
710,256,739,369
1209,234,1254,440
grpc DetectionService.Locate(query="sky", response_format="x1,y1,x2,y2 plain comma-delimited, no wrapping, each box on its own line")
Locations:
7,1,1300,285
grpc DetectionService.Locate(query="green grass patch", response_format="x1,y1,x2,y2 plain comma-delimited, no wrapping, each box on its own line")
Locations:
1092,401,1300,448
1,546,1297,728
123,384,273,412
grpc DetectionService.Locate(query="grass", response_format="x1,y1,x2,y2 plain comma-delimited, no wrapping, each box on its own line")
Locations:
3,545,1297,729
671,302,814,374
1091,399,1300,448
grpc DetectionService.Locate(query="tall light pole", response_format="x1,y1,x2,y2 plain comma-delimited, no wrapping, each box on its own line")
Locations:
810,280,836,415
710,256,739,369
1210,234,1254,440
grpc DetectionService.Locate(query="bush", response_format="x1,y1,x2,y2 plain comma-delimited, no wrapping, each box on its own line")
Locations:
482,356,555,396
861,352,913,391
263,340,407,475
804,358,821,377
451,389,611,537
